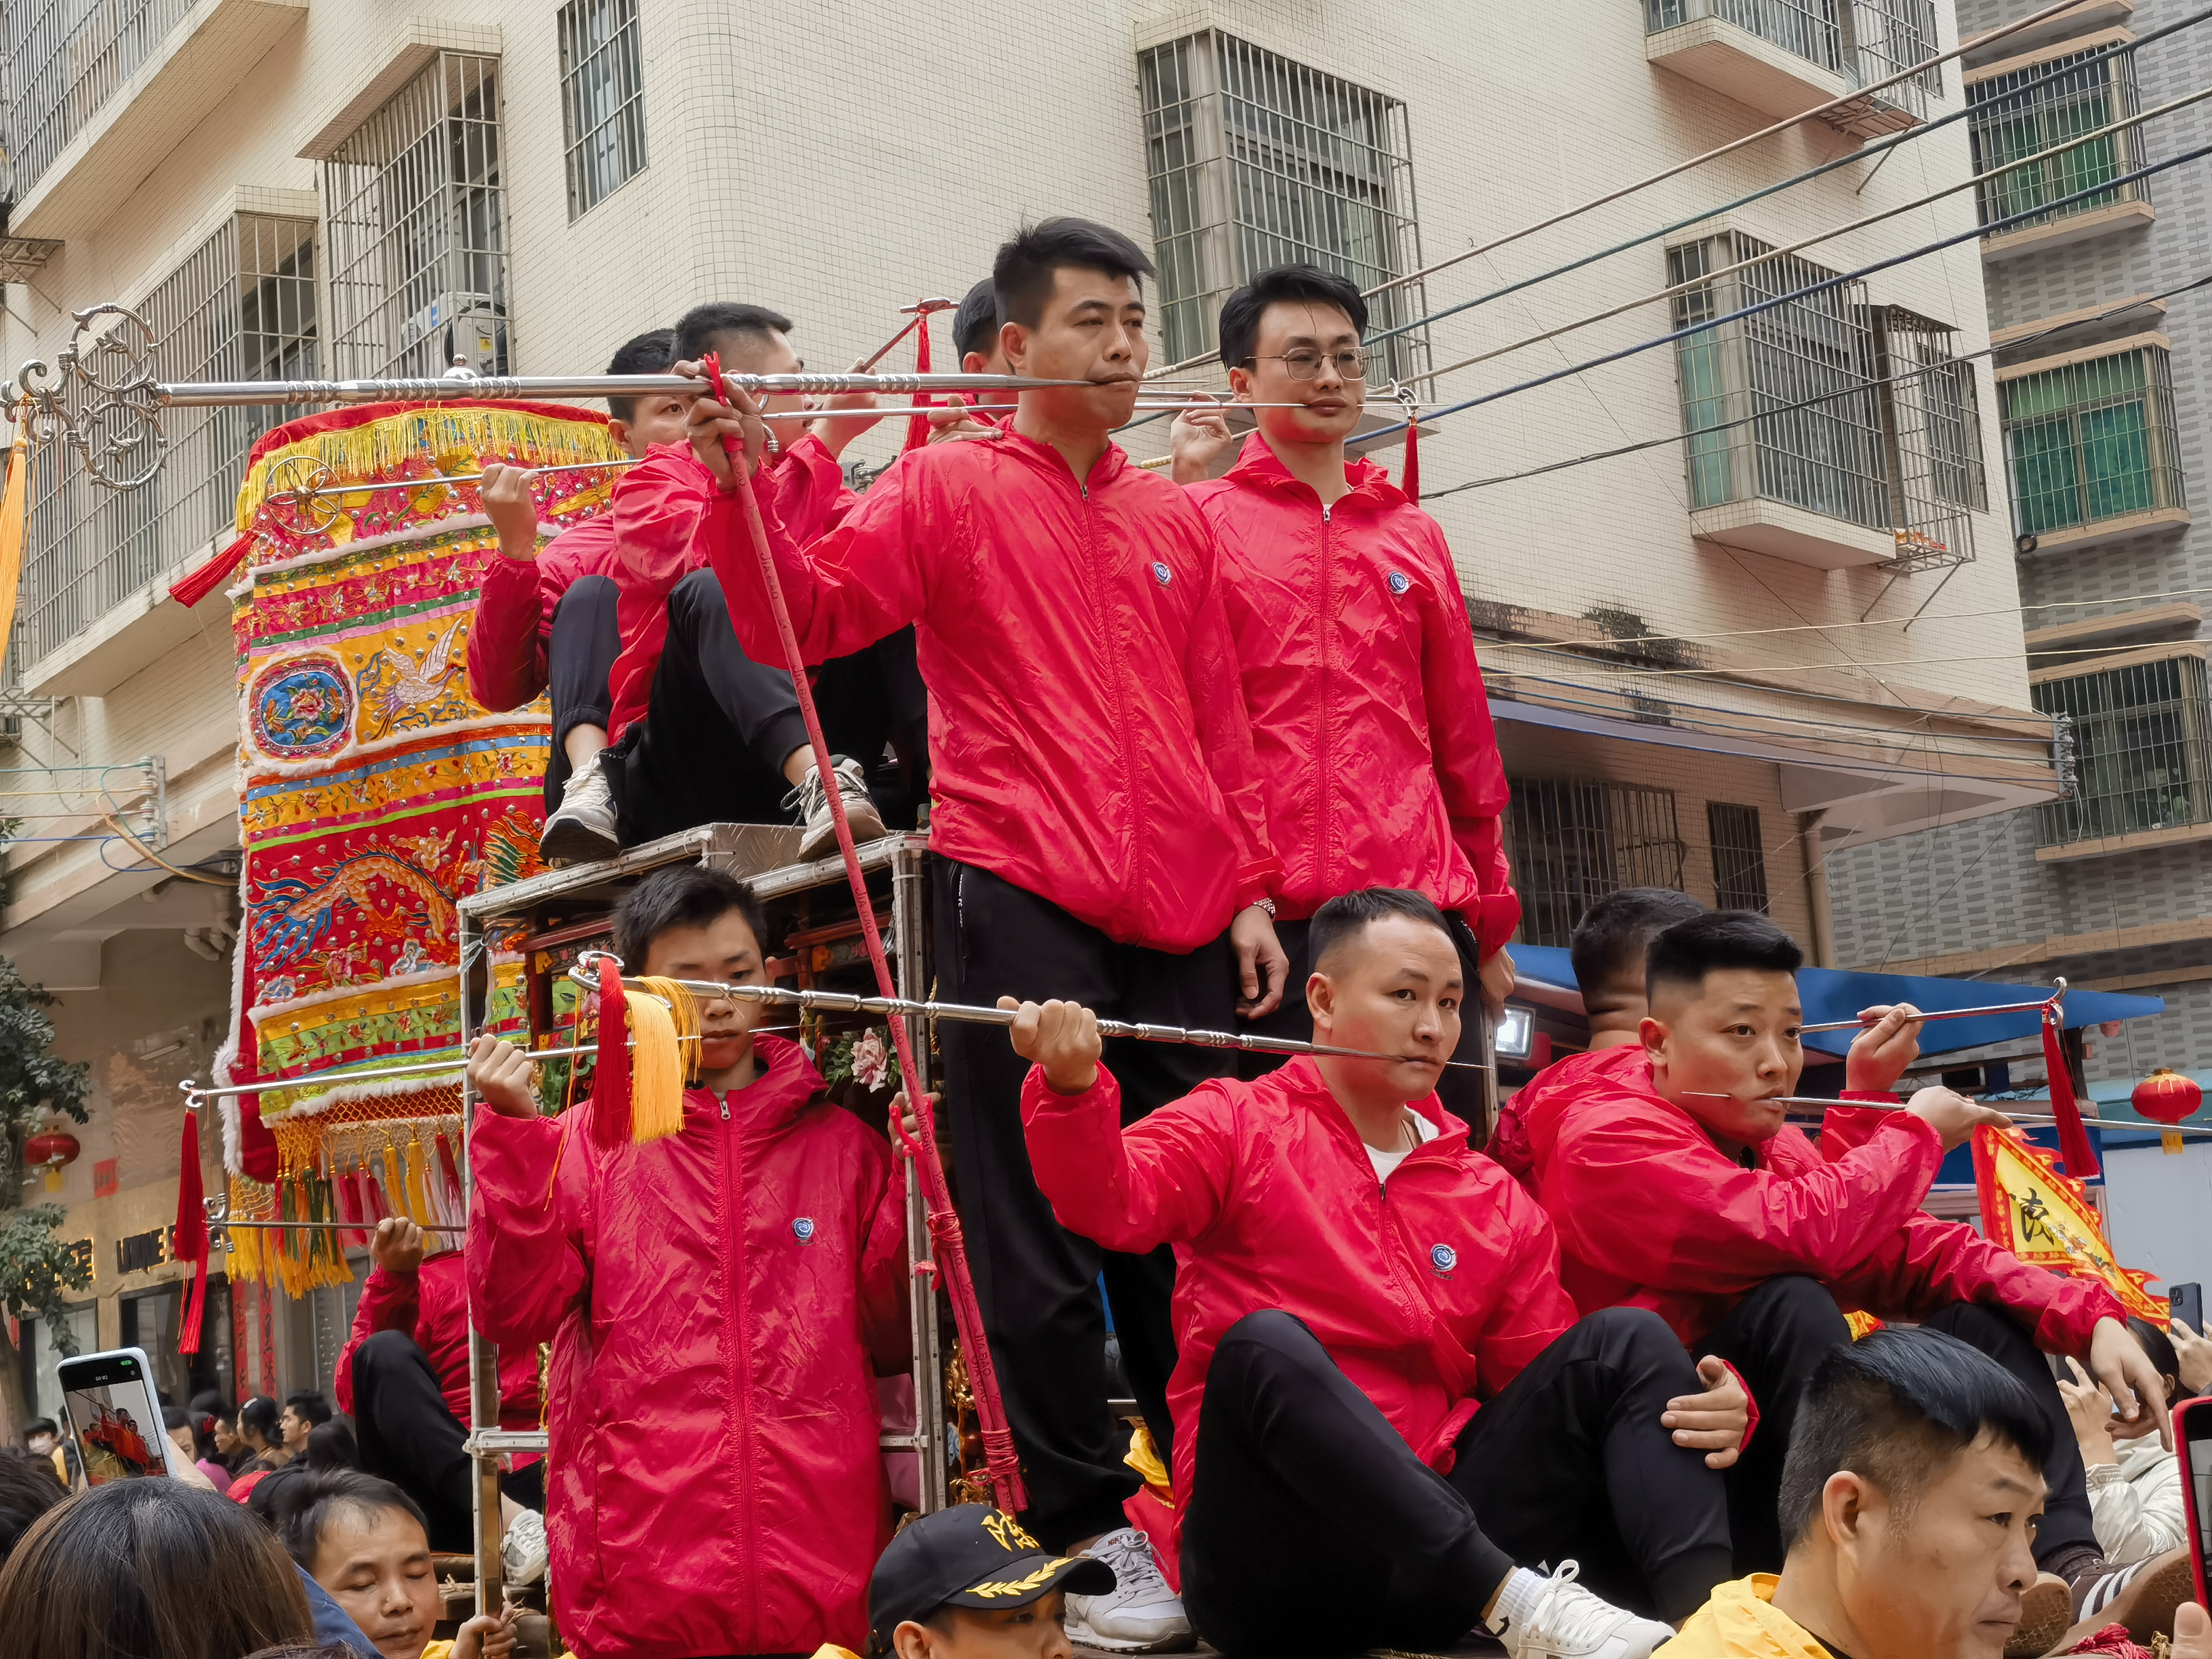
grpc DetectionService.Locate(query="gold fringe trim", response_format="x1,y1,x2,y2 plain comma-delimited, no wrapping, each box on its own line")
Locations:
236,405,623,533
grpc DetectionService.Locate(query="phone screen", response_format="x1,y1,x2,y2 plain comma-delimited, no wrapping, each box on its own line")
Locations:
57,1350,168,1486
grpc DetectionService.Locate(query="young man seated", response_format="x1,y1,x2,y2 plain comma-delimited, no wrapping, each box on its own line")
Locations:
1010,888,1756,1659
334,1216,544,1556
1521,909,2171,1625
466,863,907,1659
1670,1326,2051,1659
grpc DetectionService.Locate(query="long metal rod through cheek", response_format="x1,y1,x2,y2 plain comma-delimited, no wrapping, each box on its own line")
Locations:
1799,981,2066,1035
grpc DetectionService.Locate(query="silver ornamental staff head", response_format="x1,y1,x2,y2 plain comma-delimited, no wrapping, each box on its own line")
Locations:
7,303,166,489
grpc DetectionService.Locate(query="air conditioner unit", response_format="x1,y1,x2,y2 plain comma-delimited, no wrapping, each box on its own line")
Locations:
399,291,508,375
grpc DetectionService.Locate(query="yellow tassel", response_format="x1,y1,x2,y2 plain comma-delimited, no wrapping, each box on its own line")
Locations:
625,979,689,1144
402,1132,434,1228
382,1140,410,1225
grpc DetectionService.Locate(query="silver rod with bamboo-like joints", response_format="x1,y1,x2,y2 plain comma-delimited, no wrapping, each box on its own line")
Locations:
1799,979,2066,1035
565,950,1492,1071
1687,1091,2212,1137
176,1034,701,1103
201,1197,464,1236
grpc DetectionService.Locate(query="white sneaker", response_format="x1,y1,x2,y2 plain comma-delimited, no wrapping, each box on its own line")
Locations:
1485,1562,1676,1659
539,761,618,865
501,1506,548,1586
790,754,886,861
1062,1526,1194,1653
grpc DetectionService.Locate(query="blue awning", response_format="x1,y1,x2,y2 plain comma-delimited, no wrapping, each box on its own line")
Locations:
1507,945,2164,1058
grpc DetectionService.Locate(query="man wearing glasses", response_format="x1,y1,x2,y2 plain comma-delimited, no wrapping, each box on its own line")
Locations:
1171,264,1519,1127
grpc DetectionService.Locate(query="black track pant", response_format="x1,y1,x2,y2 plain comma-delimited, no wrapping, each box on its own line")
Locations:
934,857,1235,1550
1701,1276,2096,1573
1238,913,1491,1129
543,574,621,810
608,569,812,845
348,1330,543,1554
1181,1310,1734,1658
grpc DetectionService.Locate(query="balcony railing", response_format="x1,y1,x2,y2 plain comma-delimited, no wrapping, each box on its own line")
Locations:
1506,777,1689,947
1970,48,2147,233
2001,345,2183,538
1645,0,1940,123
3,0,197,204
2034,656,2212,847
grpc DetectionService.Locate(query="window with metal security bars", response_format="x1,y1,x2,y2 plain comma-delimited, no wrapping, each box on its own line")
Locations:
1968,49,2146,232
2001,347,2183,536
1668,233,1889,531
2033,656,2212,846
1707,802,1771,912
1137,33,1427,379
1642,0,1940,116
322,52,509,380
558,0,646,219
1874,307,1986,570
1505,777,1688,948
2,0,195,202
16,215,316,675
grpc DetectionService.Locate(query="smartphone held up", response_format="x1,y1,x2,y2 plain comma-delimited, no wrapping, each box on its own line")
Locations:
55,1347,175,1487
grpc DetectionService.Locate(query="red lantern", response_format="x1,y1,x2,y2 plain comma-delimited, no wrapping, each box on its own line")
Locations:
2133,1068,2203,1124
22,1125,80,1192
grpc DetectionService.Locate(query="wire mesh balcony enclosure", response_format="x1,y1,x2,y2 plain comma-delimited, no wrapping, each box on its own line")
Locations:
1506,777,1688,948
2033,656,2212,847
15,214,318,674
1968,48,2146,232
322,51,509,380
2002,347,2183,537
558,0,646,220
1708,802,1772,912
1138,32,1427,382
1643,0,1940,122
1,0,195,202
1874,308,1986,572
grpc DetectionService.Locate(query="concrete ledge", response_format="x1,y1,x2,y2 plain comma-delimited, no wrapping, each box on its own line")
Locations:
18,537,234,699
296,16,504,160
2036,820,2212,862
2018,505,2190,556
1992,292,2162,348
2025,602,2201,652
1690,497,1898,568
1870,913,2212,977
1982,199,2155,262
10,0,309,241
1646,17,1852,120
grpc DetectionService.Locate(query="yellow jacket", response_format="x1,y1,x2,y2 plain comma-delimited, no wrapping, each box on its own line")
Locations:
1668,1575,1838,1658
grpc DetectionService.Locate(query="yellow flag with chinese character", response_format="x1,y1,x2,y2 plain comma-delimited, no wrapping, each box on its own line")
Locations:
0,400,30,682
1971,1126,2165,1325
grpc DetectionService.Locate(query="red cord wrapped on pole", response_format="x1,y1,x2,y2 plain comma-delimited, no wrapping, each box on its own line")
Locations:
2040,1008,2100,1179
700,352,1027,1513
173,1109,210,1354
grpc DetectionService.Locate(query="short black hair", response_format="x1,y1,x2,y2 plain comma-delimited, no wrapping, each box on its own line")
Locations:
274,1469,429,1570
1571,888,1709,994
0,1448,66,1562
612,863,768,973
302,1420,357,1472
673,302,795,365
953,278,1000,362
1647,909,1803,1000
282,1391,332,1429
605,327,675,423
1309,887,1455,975
1217,263,1369,372
20,1420,55,1442
1778,1327,2053,1545
993,218,1153,329
2129,1316,2180,1387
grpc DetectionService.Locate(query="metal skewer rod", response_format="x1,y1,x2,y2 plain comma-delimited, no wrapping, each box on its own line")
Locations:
1687,1091,2212,1137
1799,980,2066,1035
565,953,1489,1071
174,1031,736,1104
202,1198,464,1237
271,457,643,503
854,298,960,372
144,370,1107,408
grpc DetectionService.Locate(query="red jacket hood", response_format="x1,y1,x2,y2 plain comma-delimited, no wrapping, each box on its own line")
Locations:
1183,434,1517,943
687,1033,825,1132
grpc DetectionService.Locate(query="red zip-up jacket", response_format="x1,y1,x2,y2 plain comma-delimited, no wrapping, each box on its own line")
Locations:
1521,1043,2125,1354
702,428,1279,950
464,515,622,712
604,434,853,744
1187,436,1520,953
467,1037,907,1659
335,1251,542,1462
1022,1055,1575,1539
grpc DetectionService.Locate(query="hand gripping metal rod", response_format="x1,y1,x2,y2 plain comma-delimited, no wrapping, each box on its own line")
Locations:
565,952,1489,1071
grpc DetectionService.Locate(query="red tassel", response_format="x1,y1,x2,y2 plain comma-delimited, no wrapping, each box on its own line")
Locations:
336,1170,366,1249
1402,407,1420,504
238,1095,279,1184
592,956,632,1149
2042,1010,2101,1179
168,538,251,606
905,313,935,452
174,1112,211,1355
436,1134,464,1216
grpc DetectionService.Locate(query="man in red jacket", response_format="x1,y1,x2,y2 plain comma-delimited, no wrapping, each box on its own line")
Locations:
1013,888,1751,1659
467,328,690,862
685,218,1286,1646
1168,264,1517,1127
332,1216,544,1553
1521,908,2170,1586
595,301,895,859
466,863,906,1659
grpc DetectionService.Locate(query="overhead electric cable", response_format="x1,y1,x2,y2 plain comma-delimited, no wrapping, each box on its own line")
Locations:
1359,145,2212,447
1486,637,2190,678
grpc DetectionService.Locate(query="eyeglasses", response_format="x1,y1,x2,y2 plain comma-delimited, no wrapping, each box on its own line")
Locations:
1249,348,1372,381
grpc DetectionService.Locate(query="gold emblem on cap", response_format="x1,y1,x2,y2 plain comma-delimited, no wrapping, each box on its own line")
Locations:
981,1510,1040,1553
969,1560,1068,1597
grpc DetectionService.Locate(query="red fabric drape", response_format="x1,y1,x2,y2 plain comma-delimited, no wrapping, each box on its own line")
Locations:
2042,1010,2101,1179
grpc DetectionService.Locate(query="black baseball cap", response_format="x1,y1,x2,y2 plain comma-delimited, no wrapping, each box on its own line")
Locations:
868,1505,1116,1646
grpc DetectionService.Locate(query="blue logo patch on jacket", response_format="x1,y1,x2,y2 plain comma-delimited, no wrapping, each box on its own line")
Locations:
1152,561,1172,586
1388,570,1411,595
792,1217,817,1244
1429,1242,1457,1274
